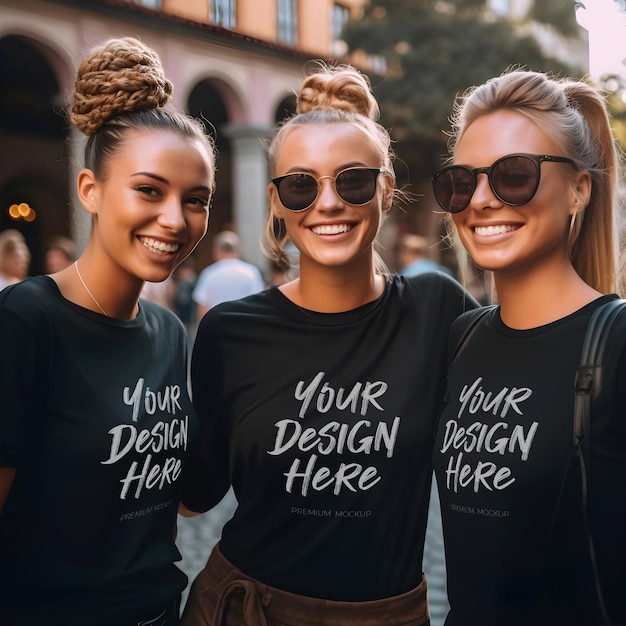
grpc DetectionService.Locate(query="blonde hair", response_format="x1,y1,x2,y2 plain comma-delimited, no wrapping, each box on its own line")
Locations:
69,37,215,189
264,62,396,272
445,69,622,295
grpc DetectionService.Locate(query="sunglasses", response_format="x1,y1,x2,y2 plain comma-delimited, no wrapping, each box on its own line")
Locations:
271,167,385,212
432,153,577,213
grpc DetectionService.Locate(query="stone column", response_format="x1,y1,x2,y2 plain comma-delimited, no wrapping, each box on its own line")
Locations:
223,123,273,276
68,128,91,254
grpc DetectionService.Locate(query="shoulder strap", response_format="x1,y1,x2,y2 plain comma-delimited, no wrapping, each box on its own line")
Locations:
573,298,626,626
574,298,626,447
448,305,496,368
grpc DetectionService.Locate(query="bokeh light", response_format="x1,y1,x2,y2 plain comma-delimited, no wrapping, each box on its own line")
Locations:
7,202,36,222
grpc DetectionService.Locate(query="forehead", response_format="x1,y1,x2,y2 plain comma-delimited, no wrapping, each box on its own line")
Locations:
107,128,214,179
119,128,209,157
456,109,561,164
275,122,380,171
9,242,29,257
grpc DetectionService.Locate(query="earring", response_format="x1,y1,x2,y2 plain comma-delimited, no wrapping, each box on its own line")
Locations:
568,212,579,251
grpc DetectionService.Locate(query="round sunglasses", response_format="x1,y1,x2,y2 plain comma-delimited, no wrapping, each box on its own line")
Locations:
432,153,577,213
271,167,385,212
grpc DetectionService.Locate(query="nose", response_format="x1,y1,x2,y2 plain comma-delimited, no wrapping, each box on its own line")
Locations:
469,171,500,210
315,176,343,210
158,197,186,231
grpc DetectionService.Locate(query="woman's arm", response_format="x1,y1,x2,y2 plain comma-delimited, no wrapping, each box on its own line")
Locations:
178,502,200,518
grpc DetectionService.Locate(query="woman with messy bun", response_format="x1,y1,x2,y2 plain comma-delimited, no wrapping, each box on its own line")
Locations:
0,37,215,625
179,63,477,625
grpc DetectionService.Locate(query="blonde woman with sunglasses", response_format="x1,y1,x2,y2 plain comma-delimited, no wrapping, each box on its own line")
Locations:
432,70,625,625
179,63,477,625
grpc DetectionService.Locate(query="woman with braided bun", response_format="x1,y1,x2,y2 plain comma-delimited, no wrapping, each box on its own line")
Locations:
0,37,215,625
178,63,477,625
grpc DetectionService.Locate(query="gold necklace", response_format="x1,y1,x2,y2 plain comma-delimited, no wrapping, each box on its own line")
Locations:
74,261,108,316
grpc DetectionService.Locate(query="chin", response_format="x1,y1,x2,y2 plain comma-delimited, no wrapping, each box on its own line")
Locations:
142,267,175,283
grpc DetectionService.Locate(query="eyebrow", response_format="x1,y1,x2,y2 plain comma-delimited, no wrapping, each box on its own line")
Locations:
132,171,167,182
131,172,211,193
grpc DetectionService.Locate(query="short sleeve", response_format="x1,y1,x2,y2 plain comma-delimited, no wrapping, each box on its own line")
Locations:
179,312,231,512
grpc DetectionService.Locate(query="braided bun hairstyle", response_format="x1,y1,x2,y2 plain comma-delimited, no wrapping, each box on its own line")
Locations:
69,37,173,136
69,37,215,187
264,62,395,272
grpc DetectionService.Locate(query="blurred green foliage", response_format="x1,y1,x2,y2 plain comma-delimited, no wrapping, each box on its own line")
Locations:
342,0,585,182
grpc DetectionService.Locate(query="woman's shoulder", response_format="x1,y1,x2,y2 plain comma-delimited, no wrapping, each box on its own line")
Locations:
393,271,479,312
0,275,58,315
0,277,63,349
140,297,187,332
196,287,276,332
204,287,277,318
592,296,626,374
140,296,183,321
398,269,464,292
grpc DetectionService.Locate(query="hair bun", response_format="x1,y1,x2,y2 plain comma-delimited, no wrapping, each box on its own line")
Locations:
297,63,379,121
69,37,173,136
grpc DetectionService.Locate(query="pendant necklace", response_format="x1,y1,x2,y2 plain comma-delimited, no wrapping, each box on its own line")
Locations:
74,261,108,316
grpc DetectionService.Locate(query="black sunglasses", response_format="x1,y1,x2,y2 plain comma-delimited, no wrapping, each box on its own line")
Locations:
432,153,577,213
272,167,384,212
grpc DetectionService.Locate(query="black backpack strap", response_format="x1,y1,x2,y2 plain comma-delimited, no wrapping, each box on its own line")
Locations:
574,298,626,448
573,298,626,626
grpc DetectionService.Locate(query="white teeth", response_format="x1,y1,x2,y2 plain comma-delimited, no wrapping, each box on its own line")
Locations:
140,237,181,254
311,224,352,235
474,224,518,236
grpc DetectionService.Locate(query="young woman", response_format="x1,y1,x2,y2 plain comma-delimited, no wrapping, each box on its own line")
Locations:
0,37,215,625
179,64,477,625
431,69,625,625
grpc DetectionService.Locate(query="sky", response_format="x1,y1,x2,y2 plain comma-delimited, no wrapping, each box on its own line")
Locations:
576,0,625,79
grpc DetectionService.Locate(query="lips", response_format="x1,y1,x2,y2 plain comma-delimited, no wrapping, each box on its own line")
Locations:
311,224,353,235
139,236,182,254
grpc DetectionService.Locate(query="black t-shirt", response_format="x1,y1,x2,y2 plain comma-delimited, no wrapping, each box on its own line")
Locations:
182,272,477,601
434,297,626,626
0,276,197,625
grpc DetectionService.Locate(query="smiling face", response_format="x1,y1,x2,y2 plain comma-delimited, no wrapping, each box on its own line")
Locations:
269,122,391,276
451,109,588,279
80,128,213,285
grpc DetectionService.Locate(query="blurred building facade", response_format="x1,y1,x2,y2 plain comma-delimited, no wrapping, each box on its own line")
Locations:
0,0,366,274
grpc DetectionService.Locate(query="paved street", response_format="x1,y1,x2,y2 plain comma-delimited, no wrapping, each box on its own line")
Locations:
176,490,237,608
176,478,449,626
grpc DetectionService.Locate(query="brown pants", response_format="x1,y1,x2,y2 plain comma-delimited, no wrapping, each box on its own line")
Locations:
180,544,430,626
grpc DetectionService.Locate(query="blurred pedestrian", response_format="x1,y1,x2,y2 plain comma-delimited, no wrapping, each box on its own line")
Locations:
141,276,177,311
172,255,199,338
44,235,76,273
0,36,215,625
432,69,625,625
179,62,477,626
397,233,454,278
192,230,264,321
0,229,31,290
